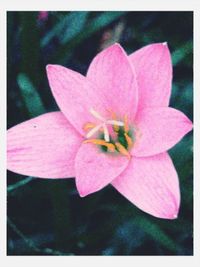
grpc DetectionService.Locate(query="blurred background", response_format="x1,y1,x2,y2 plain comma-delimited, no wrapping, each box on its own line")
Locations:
7,11,193,255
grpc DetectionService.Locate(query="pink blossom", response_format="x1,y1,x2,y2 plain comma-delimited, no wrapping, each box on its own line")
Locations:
38,11,48,22
7,43,193,219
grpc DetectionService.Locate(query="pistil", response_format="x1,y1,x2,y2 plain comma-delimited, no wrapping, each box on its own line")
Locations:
83,108,134,159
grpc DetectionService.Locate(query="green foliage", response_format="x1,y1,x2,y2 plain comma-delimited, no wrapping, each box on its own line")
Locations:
7,177,34,193
133,217,178,252
50,11,126,63
172,41,193,66
17,73,45,116
41,12,89,47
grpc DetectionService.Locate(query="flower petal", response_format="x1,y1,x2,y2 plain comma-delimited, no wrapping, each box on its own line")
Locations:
87,43,138,120
75,143,129,197
112,153,180,219
132,107,193,157
7,112,83,178
129,43,172,110
46,64,105,136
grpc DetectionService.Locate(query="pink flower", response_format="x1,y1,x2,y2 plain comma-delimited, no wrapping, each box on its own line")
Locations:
7,43,193,219
38,11,48,22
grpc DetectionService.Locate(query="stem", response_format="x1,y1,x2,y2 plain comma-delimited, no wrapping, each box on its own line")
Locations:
47,180,73,251
7,177,34,193
7,217,72,255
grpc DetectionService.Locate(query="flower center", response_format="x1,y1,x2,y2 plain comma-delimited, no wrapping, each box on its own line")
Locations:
82,109,134,159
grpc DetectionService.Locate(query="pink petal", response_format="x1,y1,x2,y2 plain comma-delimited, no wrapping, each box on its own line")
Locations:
46,65,105,136
75,143,129,197
132,107,193,157
129,43,172,110
7,112,83,178
112,153,180,219
87,43,138,120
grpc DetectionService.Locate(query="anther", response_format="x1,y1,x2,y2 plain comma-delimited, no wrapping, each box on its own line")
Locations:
83,122,96,131
110,111,119,132
124,115,129,133
124,133,133,148
83,139,115,152
115,142,131,159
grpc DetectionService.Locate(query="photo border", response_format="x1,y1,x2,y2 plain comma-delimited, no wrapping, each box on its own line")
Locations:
1,0,199,266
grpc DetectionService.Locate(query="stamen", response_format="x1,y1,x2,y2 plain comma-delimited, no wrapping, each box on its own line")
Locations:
124,133,133,148
83,139,115,152
86,124,103,138
90,108,105,122
115,142,131,159
109,111,119,132
83,122,96,131
84,108,133,156
124,114,129,133
107,120,124,127
103,124,110,142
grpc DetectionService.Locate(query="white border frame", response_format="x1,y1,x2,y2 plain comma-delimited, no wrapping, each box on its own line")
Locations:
1,1,200,266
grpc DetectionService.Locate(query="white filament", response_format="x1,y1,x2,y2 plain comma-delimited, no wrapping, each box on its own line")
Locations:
103,123,110,142
107,120,124,126
90,108,106,122
86,124,103,138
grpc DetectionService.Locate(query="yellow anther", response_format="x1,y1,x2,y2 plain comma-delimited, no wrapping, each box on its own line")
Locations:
110,111,119,132
124,114,129,133
115,142,131,159
107,145,116,153
83,139,105,145
124,133,133,148
83,122,96,131
83,139,115,152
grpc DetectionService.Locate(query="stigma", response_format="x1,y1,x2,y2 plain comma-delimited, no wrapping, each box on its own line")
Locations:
83,109,134,159
84,109,124,142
